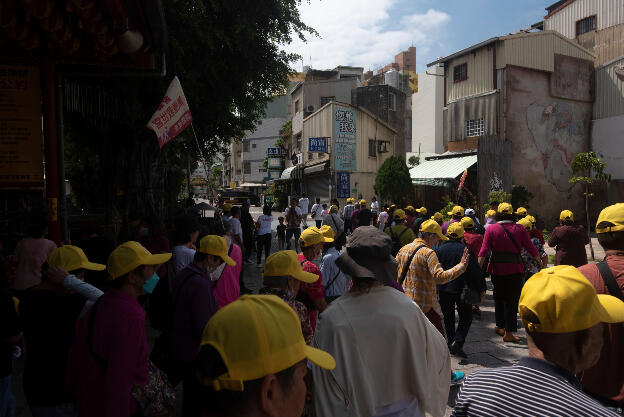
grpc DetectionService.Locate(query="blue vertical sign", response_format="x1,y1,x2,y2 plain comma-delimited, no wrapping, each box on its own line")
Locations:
336,172,350,198
334,107,357,171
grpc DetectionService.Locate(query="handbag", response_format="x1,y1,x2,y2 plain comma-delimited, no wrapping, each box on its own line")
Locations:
460,286,481,304
131,361,176,417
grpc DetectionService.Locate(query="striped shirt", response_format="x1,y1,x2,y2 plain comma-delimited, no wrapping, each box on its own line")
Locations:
452,357,618,417
397,239,465,315
342,204,355,221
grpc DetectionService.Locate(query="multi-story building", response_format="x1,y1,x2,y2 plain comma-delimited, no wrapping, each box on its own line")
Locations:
411,64,444,154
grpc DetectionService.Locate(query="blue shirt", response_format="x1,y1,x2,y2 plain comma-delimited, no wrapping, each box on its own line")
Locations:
320,247,348,297
452,357,619,417
435,240,485,294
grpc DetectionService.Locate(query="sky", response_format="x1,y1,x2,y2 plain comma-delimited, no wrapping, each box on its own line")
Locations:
282,0,553,73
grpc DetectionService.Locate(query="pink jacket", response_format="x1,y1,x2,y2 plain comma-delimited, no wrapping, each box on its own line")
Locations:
214,243,242,309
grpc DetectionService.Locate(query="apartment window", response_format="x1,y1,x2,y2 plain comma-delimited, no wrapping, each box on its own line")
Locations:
259,168,267,173
320,96,336,106
308,152,313,161
243,162,251,174
243,141,250,152
295,99,300,113
465,118,485,137
576,16,596,36
296,133,302,151
453,63,468,82
252,143,256,149
388,93,396,111
368,139,377,157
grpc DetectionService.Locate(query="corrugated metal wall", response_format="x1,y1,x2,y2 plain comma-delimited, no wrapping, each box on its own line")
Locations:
446,46,494,102
544,0,624,38
594,56,624,119
497,31,595,72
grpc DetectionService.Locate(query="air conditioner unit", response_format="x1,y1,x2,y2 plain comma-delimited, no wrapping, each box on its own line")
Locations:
377,142,389,153
305,104,316,113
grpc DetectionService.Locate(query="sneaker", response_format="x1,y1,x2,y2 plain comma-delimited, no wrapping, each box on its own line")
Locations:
451,371,465,386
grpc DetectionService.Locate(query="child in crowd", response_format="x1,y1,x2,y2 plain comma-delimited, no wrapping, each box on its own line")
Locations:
276,216,286,250
321,204,328,218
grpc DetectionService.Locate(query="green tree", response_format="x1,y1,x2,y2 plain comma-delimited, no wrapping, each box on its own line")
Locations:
408,155,420,168
374,156,413,204
569,151,611,260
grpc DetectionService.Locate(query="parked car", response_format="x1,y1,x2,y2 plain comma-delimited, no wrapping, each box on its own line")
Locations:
220,190,261,206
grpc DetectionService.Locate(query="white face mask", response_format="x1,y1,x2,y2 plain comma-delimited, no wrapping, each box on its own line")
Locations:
209,262,227,281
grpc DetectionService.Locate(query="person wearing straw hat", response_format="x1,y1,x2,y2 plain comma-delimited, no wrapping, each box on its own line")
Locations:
312,226,452,417
452,265,624,417
578,203,624,411
20,246,105,417
548,209,590,267
171,235,236,415
194,295,335,417
68,241,171,417
260,251,319,345
478,203,539,343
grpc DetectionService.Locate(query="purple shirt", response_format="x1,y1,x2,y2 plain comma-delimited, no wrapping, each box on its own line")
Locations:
441,218,459,235
479,222,539,275
68,289,148,417
171,263,219,362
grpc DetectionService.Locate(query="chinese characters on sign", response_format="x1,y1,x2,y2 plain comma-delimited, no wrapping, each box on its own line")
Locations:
0,65,44,188
308,137,328,153
333,107,357,171
336,172,350,198
267,147,281,156
146,76,193,148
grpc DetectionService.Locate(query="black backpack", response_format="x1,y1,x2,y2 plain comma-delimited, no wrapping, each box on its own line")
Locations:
389,227,408,256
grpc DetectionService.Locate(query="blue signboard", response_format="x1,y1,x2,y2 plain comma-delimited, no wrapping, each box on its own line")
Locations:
267,147,281,156
308,137,328,153
333,107,357,171
336,172,350,198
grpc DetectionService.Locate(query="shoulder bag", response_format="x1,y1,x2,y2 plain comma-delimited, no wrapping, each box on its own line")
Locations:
597,261,624,302
399,245,426,285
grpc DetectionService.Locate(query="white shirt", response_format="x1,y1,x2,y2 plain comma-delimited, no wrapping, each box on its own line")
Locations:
299,197,309,214
320,209,328,217
311,287,450,417
378,211,389,230
319,247,348,297
321,213,344,236
229,217,243,238
371,201,380,213
172,245,196,275
311,203,323,220
257,214,273,236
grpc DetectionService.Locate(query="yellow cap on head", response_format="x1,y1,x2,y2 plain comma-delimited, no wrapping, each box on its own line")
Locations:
420,219,448,241
359,199,367,206
416,207,428,215
431,212,443,222
560,210,574,222
223,203,233,212
330,205,339,213
596,203,624,234
300,227,333,248
486,209,497,218
516,207,528,216
199,235,236,266
319,225,335,240
517,217,533,232
526,215,536,226
448,205,464,217
498,202,513,214
263,250,319,283
446,222,465,239
47,245,105,272
405,205,415,212
199,295,335,391
107,241,172,280
519,265,624,333
460,216,475,230
393,209,406,221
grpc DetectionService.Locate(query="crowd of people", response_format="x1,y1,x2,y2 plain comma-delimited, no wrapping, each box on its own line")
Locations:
0,198,623,417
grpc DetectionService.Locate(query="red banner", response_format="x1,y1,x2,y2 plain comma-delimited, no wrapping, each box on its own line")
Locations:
146,76,193,148
458,169,468,192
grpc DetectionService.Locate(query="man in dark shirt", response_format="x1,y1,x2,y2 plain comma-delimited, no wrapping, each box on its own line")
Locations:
0,277,20,417
356,199,373,228
436,223,485,358
548,210,590,267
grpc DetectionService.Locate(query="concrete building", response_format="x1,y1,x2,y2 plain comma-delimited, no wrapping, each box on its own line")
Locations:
427,30,595,225
280,101,398,205
412,64,444,153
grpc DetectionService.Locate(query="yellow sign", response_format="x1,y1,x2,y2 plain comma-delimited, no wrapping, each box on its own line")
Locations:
229,181,237,189
0,65,43,188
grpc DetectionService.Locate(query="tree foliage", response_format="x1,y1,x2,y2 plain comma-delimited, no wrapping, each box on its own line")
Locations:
408,155,420,168
374,156,413,204
511,185,534,210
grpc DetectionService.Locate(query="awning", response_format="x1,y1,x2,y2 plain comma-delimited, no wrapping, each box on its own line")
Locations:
280,166,296,180
304,162,326,175
410,154,477,186
239,182,265,187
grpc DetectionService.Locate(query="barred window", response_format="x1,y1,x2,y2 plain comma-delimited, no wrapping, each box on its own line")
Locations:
243,162,251,174
368,139,377,157
454,63,467,82
576,16,596,36
465,118,485,137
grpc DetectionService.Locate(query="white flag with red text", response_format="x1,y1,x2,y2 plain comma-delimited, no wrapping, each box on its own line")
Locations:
146,76,193,148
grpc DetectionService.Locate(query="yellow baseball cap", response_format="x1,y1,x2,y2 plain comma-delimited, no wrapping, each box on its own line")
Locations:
319,225,335,240
431,212,443,222
519,265,624,334
263,251,319,283
47,245,105,272
223,203,233,212
405,205,414,212
300,226,333,247
596,203,624,233
486,209,497,218
330,205,339,213
448,205,464,217
393,209,406,221
346,198,354,203
107,241,172,280
447,222,465,239
526,215,536,225
390,204,397,209
498,202,513,214
460,216,475,230
517,217,532,232
559,209,574,222
420,219,448,241
516,207,528,216
416,207,428,215
199,235,236,266
199,294,335,391
359,199,367,206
